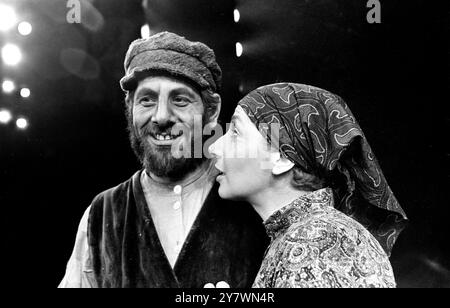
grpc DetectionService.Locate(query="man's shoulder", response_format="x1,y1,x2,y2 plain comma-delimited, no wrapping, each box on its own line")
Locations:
90,171,141,209
86,171,142,240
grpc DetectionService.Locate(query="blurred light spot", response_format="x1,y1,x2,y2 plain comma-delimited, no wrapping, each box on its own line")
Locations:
80,0,105,32
141,24,151,38
61,48,100,80
20,88,31,98
236,42,243,57
234,9,240,23
424,258,450,275
2,79,15,93
18,21,32,36
2,44,22,66
0,5,17,31
16,117,28,130
0,109,12,124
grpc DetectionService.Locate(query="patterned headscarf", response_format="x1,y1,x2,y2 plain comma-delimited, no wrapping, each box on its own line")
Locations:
238,83,407,256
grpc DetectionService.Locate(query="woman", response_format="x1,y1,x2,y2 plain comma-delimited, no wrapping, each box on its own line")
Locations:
209,83,407,288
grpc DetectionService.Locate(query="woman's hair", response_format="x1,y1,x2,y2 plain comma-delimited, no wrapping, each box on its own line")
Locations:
290,166,327,192
275,148,326,192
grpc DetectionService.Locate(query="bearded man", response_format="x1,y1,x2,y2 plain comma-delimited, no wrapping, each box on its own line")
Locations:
59,32,268,288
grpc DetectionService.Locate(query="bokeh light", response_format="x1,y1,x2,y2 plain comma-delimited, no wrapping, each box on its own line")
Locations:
16,117,29,130
2,79,16,93
0,109,13,124
234,9,240,23
20,88,31,98
141,24,151,38
0,4,17,31
236,42,243,57
2,44,23,66
18,21,33,36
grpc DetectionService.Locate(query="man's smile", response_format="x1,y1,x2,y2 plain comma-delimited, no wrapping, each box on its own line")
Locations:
148,131,184,146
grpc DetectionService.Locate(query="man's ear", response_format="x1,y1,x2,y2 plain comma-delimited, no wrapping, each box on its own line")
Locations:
208,93,221,126
272,157,295,176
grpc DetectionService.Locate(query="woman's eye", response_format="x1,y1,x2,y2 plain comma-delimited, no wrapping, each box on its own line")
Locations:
229,124,239,137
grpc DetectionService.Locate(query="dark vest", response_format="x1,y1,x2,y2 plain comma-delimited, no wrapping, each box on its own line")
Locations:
87,171,269,288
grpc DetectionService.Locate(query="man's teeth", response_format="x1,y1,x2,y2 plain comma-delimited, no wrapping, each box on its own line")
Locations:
155,134,179,141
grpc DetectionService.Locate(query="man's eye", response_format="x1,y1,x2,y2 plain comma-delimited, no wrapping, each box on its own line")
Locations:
173,96,191,106
139,96,156,106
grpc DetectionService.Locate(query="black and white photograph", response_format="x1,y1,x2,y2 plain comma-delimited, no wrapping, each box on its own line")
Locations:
1,0,448,292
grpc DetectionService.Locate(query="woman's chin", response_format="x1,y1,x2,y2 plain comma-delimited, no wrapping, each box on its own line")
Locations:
218,185,246,201
218,184,235,200
217,184,230,199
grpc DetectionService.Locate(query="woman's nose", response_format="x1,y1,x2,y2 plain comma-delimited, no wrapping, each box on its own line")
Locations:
209,137,224,158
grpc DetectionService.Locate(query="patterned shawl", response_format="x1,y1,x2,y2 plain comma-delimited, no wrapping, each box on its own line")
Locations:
238,83,407,256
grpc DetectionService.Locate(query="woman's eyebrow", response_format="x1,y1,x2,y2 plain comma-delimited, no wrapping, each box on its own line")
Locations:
231,114,241,124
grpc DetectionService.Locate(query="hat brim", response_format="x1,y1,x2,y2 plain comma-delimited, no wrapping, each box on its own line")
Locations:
120,49,216,92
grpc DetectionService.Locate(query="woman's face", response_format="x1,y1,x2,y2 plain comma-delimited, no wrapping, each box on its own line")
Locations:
209,106,276,200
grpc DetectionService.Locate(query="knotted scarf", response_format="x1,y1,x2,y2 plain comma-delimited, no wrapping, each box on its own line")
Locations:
239,83,407,255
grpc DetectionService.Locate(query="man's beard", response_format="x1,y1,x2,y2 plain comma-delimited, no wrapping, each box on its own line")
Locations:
127,115,207,181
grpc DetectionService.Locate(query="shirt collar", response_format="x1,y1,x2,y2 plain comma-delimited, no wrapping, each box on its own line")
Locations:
263,188,333,240
141,160,218,196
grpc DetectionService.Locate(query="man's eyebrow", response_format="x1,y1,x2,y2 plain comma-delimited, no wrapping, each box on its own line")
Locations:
171,87,198,98
135,88,157,98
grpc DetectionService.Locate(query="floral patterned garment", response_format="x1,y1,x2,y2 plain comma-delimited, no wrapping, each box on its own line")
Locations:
253,188,396,288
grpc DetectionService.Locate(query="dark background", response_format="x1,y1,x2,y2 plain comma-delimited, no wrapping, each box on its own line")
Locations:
1,0,448,288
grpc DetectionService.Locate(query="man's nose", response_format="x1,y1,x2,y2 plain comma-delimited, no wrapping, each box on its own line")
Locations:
152,100,172,126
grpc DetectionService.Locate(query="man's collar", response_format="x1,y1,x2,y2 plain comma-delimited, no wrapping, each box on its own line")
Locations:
142,160,218,195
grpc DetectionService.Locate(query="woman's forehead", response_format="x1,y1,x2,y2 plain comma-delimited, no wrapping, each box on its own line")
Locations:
232,105,251,123
232,106,268,142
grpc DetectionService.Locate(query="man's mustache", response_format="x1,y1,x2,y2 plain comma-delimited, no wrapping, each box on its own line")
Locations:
140,122,185,138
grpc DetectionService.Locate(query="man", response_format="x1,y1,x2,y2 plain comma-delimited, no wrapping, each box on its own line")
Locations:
59,32,268,288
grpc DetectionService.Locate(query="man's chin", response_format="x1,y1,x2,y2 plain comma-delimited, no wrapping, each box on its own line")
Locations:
131,130,206,179
143,150,205,180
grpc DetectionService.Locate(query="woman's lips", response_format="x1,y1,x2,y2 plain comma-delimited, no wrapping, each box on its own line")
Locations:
216,172,225,182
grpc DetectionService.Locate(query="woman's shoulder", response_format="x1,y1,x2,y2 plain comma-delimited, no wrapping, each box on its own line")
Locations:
284,205,385,254
272,207,396,287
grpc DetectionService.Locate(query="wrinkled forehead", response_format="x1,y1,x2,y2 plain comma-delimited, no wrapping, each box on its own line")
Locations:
134,70,202,92
135,75,201,97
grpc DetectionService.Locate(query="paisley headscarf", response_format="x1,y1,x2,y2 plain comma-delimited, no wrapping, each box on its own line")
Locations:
238,83,407,256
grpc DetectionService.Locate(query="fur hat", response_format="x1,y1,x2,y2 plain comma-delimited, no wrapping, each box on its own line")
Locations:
120,31,222,93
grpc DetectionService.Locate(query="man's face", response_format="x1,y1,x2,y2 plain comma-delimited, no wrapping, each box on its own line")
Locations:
129,75,206,179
